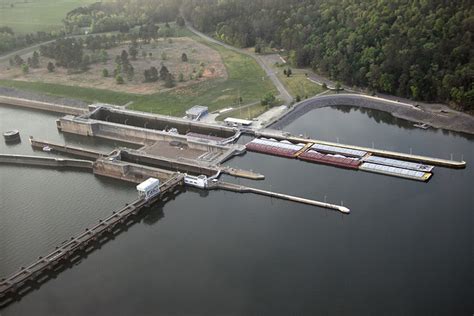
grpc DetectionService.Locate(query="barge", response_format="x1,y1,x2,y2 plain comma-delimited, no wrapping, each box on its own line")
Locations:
362,155,434,172
246,138,303,158
359,162,432,181
310,143,367,158
299,150,361,169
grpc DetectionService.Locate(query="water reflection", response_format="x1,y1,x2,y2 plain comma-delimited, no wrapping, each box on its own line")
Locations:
3,138,22,146
0,196,176,308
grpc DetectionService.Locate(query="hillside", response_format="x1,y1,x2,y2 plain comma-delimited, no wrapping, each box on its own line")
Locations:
182,0,473,111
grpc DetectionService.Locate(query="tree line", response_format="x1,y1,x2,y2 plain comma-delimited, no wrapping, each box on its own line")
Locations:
0,26,59,55
39,34,128,70
63,0,181,35
182,0,473,110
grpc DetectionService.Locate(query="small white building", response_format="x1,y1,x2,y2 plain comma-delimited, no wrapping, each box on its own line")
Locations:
186,105,208,121
184,174,208,189
224,117,253,127
136,178,161,200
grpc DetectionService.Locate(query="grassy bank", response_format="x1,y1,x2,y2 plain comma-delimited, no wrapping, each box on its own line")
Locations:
216,103,269,121
0,79,134,105
277,72,324,98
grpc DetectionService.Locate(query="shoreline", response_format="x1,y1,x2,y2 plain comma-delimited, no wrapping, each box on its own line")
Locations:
268,93,474,135
1,86,473,135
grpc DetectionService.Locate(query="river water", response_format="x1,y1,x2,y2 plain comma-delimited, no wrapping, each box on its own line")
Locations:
1,104,472,315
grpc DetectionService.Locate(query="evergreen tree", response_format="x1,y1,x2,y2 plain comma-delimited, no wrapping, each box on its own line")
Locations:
14,55,24,66
129,46,138,60
31,51,40,68
164,73,175,88
120,50,129,64
176,16,185,27
126,65,134,81
159,65,170,80
100,49,108,64
21,63,29,74
115,75,124,84
47,62,55,72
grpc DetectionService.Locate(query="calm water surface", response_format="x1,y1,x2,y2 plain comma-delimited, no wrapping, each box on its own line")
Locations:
1,104,473,315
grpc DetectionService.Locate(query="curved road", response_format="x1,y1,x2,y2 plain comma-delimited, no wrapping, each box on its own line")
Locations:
186,24,293,105
0,33,118,64
269,93,474,135
0,40,59,63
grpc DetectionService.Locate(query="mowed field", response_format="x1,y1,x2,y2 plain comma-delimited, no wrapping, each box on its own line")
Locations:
0,0,97,33
0,34,277,116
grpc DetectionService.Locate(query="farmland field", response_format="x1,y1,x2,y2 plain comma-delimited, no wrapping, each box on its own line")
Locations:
0,0,97,34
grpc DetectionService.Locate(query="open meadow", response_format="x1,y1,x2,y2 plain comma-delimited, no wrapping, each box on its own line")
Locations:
0,0,97,34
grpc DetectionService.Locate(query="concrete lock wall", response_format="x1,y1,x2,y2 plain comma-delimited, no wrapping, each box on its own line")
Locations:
59,117,95,136
0,154,93,169
88,106,236,138
120,151,217,176
60,115,231,153
95,122,188,144
86,120,227,153
0,96,87,115
93,160,174,183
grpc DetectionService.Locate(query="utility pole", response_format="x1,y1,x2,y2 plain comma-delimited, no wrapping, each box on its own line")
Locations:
238,89,242,118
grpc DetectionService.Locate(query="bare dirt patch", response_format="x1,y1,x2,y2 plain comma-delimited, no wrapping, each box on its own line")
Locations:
0,37,227,95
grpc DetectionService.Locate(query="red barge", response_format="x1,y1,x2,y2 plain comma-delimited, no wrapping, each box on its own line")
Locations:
299,150,361,169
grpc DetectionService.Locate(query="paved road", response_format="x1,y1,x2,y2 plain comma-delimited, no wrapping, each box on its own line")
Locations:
0,33,117,64
0,39,57,63
186,24,293,105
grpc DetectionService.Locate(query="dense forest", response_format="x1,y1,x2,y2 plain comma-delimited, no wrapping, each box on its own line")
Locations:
182,0,473,110
63,0,180,34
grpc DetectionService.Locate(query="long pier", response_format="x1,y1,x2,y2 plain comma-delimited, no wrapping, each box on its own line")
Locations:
0,174,184,298
0,154,93,170
29,137,106,160
257,130,466,169
213,181,350,214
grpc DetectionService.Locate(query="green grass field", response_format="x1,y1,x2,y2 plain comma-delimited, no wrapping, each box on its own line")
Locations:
216,103,268,121
0,0,97,34
0,79,135,104
0,34,277,116
277,72,324,98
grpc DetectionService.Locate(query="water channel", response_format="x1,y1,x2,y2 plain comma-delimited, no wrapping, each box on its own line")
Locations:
1,104,472,315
